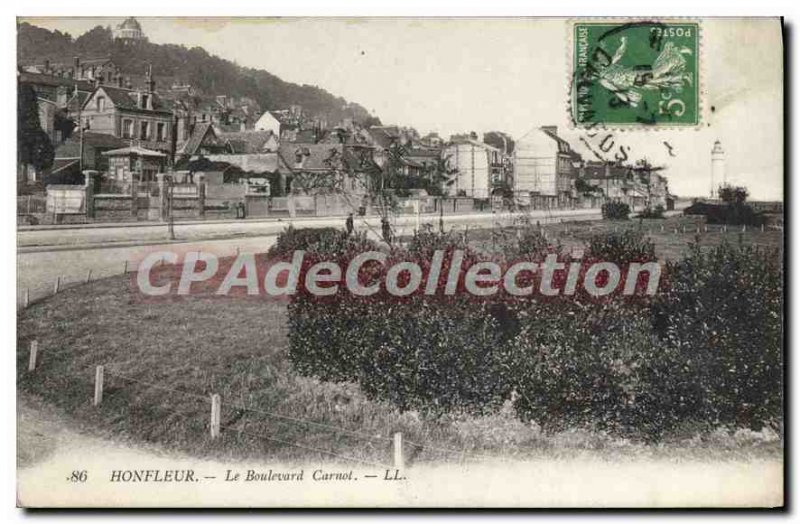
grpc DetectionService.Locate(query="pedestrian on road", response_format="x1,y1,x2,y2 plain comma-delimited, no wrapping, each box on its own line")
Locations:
345,213,354,236
381,217,392,244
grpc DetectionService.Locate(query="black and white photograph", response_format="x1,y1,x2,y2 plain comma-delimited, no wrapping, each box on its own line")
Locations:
11,9,785,509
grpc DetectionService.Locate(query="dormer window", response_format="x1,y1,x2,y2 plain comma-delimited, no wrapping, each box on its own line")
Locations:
96,96,105,112
141,94,150,110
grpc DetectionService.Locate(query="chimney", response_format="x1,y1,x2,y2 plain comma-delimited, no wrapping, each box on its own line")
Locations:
74,56,80,69
43,59,50,72
540,125,557,136
117,74,124,88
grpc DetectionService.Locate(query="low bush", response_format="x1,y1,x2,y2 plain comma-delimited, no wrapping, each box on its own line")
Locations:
586,229,656,265
602,201,631,220
652,241,783,430
268,225,376,258
285,228,782,440
508,300,681,437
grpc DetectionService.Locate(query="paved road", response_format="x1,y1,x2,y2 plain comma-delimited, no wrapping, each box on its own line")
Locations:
17,209,602,306
18,209,601,250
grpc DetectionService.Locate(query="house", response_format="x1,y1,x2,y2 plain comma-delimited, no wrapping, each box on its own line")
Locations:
218,130,280,154
102,146,167,183
79,73,174,154
420,132,444,148
51,132,128,180
443,139,499,199
182,157,247,185
580,161,649,211
514,126,580,208
176,122,231,161
254,112,281,135
20,56,121,86
277,142,371,197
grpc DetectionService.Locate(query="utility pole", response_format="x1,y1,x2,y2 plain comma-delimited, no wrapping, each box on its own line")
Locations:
76,83,84,172
167,177,175,240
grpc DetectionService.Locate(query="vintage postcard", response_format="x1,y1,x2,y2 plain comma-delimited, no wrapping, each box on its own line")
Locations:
15,16,784,508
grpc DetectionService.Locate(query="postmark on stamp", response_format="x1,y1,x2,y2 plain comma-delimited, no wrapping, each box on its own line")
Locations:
571,20,700,127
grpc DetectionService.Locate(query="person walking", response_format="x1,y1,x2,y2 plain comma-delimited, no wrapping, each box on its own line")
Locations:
345,213,354,236
381,216,392,244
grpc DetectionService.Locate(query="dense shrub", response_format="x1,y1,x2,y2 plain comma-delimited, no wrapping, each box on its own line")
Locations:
683,202,766,226
653,241,783,430
268,225,375,258
285,227,782,439
586,229,656,265
287,228,512,415
602,201,631,220
508,300,681,437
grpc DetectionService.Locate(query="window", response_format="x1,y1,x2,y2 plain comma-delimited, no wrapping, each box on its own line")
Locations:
96,96,105,112
141,94,150,109
140,121,149,140
122,119,133,139
156,122,165,142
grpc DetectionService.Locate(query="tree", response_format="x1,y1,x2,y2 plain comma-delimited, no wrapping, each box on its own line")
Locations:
718,184,748,205
17,83,54,184
361,115,382,128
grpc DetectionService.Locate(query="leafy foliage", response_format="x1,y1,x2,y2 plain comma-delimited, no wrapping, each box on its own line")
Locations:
718,184,749,205
586,229,656,265
653,241,783,429
17,83,54,172
601,201,631,220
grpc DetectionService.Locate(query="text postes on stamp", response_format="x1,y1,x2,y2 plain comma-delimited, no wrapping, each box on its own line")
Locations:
571,20,700,127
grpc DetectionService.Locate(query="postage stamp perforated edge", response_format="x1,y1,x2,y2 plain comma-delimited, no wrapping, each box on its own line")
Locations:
565,17,705,132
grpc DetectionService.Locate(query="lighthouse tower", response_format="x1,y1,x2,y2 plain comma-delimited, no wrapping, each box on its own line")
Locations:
711,140,725,199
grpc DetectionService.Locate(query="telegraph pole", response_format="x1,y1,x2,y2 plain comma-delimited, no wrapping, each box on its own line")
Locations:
167,178,175,240
76,83,84,172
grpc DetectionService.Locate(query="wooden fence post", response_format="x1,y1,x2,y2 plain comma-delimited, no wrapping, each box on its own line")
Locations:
210,394,221,439
123,260,128,274
393,432,404,469
93,365,104,406
23,288,30,308
86,269,93,283
742,224,747,233
28,340,38,372
53,276,61,294
761,224,765,233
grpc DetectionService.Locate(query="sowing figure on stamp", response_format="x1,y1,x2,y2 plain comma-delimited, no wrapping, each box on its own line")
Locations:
596,37,693,108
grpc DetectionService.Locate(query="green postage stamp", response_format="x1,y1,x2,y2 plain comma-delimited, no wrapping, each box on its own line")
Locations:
571,20,700,127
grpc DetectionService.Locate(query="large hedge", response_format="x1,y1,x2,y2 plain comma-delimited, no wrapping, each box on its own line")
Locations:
284,227,783,439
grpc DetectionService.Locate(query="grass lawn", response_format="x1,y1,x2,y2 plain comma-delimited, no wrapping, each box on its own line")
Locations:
461,215,783,261
17,217,783,467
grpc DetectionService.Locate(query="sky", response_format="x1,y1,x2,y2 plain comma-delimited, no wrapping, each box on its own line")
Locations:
21,17,784,200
